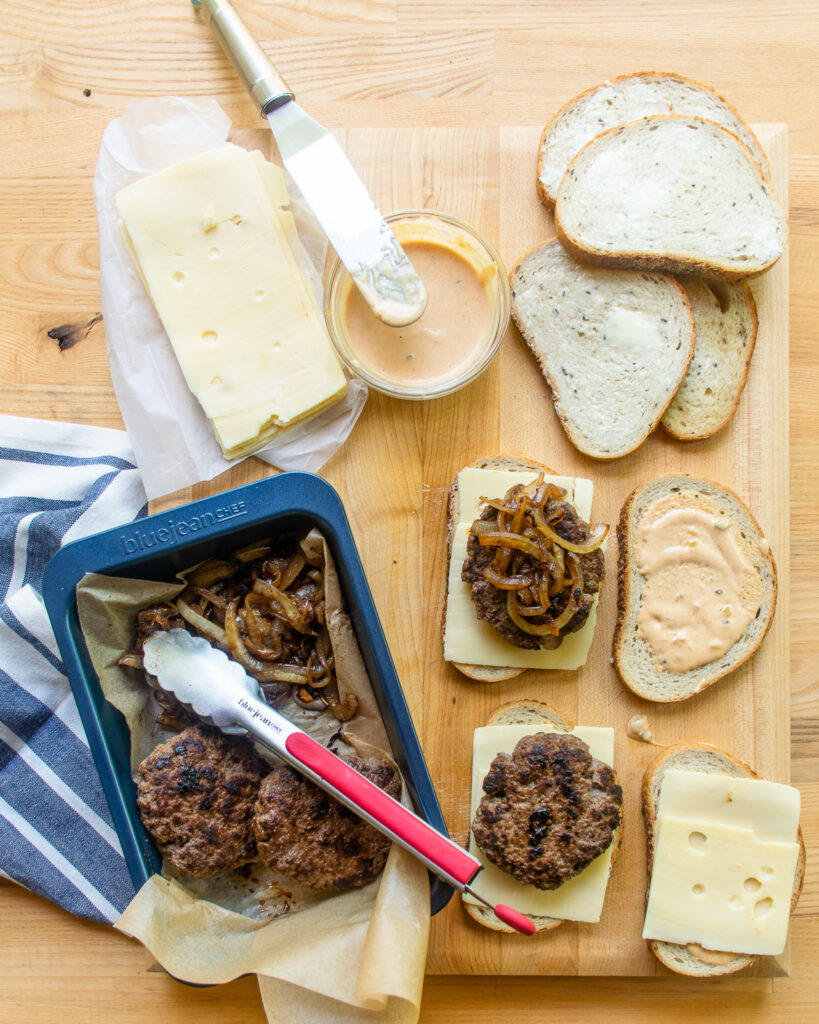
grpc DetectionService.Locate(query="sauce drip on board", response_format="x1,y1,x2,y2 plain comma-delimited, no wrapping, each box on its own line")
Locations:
343,240,491,386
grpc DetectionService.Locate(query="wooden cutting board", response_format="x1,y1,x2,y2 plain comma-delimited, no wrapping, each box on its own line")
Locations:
86,116,789,976
314,123,790,976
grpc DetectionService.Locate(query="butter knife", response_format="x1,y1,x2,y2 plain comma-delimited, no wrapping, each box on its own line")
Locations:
191,0,427,327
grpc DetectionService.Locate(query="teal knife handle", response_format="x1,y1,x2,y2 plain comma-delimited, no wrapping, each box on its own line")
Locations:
193,0,294,115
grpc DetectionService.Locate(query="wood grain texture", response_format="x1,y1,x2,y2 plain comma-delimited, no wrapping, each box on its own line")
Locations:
0,0,817,1019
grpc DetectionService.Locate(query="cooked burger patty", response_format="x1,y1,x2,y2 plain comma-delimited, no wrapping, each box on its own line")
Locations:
137,725,267,878
462,500,605,650
471,732,621,889
253,756,401,889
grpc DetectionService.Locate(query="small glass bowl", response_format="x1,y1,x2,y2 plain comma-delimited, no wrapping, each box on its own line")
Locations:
323,210,510,400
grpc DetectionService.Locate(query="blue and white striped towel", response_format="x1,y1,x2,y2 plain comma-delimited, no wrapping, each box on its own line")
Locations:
0,414,147,923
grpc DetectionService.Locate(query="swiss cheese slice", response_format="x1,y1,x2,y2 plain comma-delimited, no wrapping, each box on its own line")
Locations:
657,769,801,843
642,815,799,956
116,144,347,459
443,468,600,669
464,723,617,923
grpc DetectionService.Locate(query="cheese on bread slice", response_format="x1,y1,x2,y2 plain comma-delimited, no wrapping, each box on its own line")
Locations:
463,701,620,932
443,460,600,672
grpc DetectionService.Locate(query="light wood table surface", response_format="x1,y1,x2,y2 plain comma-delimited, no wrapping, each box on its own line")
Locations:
1,1,817,1020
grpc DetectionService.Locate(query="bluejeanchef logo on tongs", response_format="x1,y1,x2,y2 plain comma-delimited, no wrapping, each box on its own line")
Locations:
119,500,248,553
237,698,283,733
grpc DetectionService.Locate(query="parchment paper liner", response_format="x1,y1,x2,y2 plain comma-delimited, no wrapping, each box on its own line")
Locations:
75,532,429,1023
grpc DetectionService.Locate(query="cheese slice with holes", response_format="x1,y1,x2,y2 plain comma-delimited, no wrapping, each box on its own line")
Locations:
657,770,800,843
116,144,346,459
642,815,799,955
443,468,600,669
463,723,617,922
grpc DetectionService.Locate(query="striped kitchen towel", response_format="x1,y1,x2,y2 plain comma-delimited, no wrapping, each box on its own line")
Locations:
0,414,147,923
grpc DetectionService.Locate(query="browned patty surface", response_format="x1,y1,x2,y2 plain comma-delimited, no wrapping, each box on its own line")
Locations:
462,501,604,650
253,756,401,889
471,732,621,889
137,725,267,878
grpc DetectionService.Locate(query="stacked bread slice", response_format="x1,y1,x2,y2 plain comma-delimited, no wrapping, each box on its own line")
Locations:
513,73,783,459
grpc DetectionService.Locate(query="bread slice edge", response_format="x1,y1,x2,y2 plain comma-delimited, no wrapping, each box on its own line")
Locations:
660,278,759,442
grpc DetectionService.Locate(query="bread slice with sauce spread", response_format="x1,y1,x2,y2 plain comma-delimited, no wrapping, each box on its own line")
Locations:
465,700,623,933
614,474,777,702
554,116,787,281
643,744,805,977
537,72,770,207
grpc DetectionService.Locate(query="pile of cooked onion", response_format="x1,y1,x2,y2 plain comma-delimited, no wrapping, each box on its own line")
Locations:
118,535,357,727
471,475,608,638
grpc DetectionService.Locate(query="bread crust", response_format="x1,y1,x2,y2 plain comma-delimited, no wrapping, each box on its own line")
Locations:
537,71,771,207
660,278,759,441
509,238,696,460
613,474,777,702
642,744,805,977
443,456,558,681
464,699,623,933
554,116,787,281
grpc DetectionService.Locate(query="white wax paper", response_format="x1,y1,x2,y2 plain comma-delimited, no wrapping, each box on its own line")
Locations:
93,96,367,500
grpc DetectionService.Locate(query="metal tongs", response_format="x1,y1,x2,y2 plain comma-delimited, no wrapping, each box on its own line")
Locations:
143,629,535,935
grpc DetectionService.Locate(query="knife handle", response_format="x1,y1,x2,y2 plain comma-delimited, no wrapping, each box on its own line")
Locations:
193,0,294,115
285,731,481,888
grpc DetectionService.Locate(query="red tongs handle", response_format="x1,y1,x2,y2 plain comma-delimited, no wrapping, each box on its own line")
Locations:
285,731,480,886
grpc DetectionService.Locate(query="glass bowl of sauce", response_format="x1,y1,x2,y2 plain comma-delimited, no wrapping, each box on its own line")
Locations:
323,210,510,399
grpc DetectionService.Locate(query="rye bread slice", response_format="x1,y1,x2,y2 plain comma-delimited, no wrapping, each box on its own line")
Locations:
510,238,695,459
661,277,758,440
537,71,770,207
555,116,786,281
643,744,805,977
464,699,622,933
614,475,777,702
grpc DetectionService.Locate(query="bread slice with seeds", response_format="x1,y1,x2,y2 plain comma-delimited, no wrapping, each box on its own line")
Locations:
510,238,695,459
555,116,786,280
537,72,770,206
661,277,758,440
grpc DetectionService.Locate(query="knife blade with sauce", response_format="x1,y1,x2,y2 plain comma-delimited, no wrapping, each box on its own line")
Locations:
192,0,428,327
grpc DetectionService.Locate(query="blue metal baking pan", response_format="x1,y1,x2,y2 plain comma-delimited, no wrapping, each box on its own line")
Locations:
42,472,453,915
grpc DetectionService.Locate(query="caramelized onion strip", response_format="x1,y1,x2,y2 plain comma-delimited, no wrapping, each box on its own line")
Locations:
187,560,235,587
225,599,303,684
475,532,545,560
252,579,314,634
505,591,560,636
532,508,608,554
483,566,533,590
176,597,228,646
